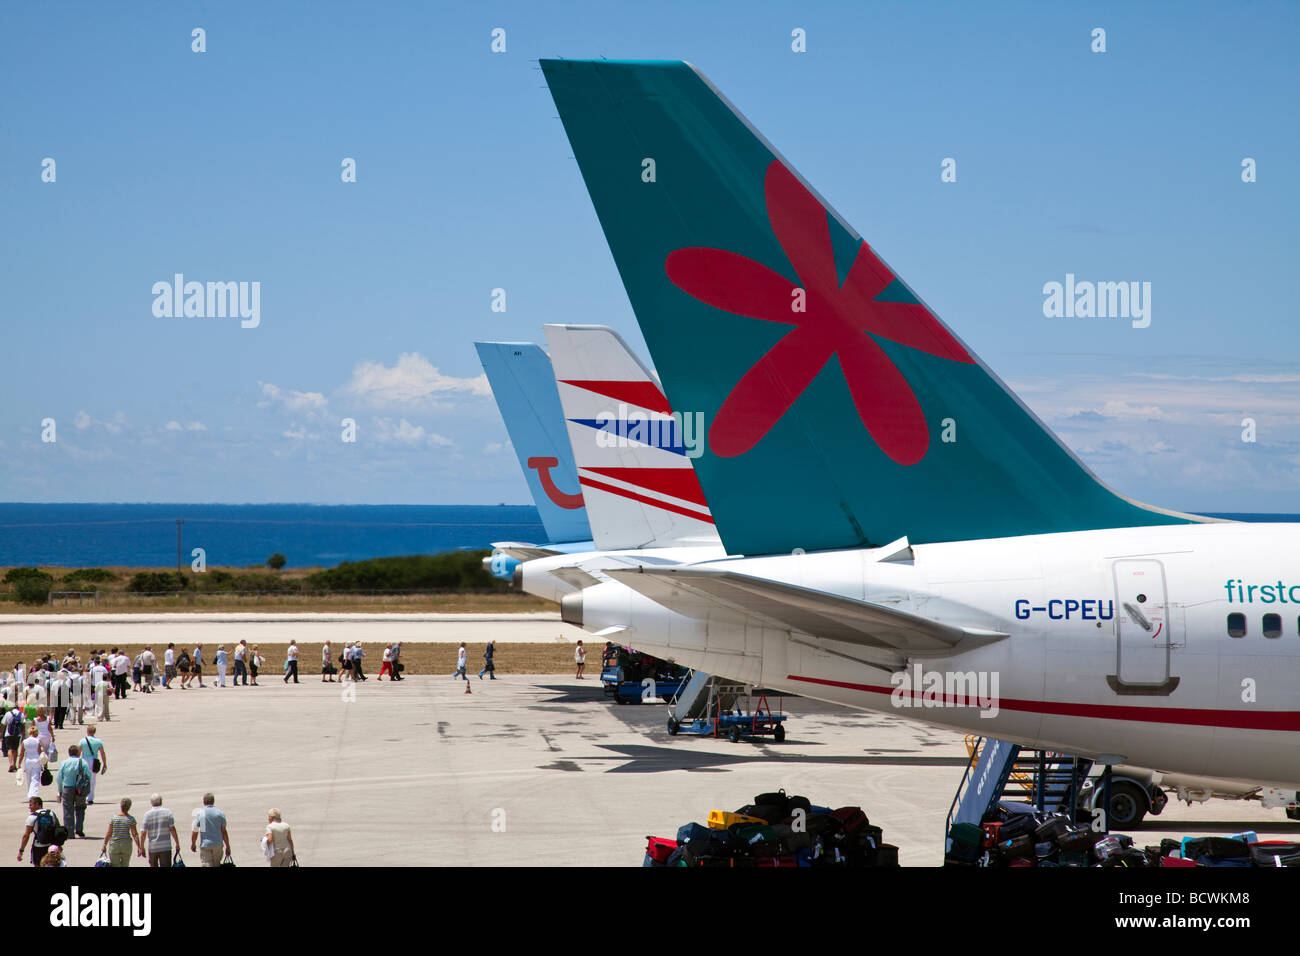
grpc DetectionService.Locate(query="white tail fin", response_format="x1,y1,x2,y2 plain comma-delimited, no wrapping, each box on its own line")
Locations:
544,324,719,551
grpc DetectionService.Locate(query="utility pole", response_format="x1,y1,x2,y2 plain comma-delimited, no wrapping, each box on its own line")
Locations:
176,519,183,575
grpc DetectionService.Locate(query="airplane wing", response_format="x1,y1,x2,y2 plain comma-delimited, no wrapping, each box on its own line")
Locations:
492,542,563,562
604,565,1006,654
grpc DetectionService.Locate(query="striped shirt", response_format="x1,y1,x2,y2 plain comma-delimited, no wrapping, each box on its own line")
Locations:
142,807,175,852
108,813,136,844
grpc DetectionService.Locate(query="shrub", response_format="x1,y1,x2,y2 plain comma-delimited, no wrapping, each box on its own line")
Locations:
125,571,188,593
13,572,54,605
3,567,48,585
231,573,300,593
266,553,287,570
61,568,118,588
306,551,502,592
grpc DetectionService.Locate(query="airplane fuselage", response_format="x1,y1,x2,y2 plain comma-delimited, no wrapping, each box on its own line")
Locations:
557,523,1300,787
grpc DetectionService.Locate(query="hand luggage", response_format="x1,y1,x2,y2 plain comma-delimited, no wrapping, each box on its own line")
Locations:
676,822,711,845
863,843,900,867
947,822,984,863
981,822,1002,848
708,810,764,830
753,790,791,813
1248,841,1300,867
1056,828,1101,852
1058,850,1091,867
644,836,678,865
1033,813,1073,843
1160,855,1201,867
999,834,1034,859
995,810,1039,840
740,803,787,824
829,806,868,837
1181,835,1251,861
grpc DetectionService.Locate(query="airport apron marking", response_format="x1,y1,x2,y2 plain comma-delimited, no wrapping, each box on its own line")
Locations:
786,675,1300,732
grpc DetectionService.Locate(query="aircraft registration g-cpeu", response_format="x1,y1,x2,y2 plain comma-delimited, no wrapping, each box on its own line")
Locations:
530,59,1300,788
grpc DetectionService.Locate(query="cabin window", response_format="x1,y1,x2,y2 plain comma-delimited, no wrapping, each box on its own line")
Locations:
1227,612,1246,638
1263,613,1282,639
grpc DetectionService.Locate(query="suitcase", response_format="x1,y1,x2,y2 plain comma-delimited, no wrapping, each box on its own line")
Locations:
1034,841,1055,859
769,823,812,852
1160,855,1200,867
806,813,839,837
1033,813,1073,842
999,834,1034,859
863,843,900,867
665,845,687,867
996,811,1039,840
755,855,798,868
1008,857,1035,868
676,822,712,845
1058,850,1091,867
829,807,869,836
742,804,788,824
1100,848,1151,868
981,822,1002,849
1056,828,1101,852
947,822,984,861
754,790,789,808
708,810,765,830
683,836,734,867
644,836,678,865
787,794,812,816
1182,836,1250,861
1248,841,1300,867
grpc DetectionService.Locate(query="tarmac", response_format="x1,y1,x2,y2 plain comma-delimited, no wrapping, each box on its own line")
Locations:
1,664,1293,868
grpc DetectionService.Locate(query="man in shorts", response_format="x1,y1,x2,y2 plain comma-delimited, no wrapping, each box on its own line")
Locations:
163,643,177,689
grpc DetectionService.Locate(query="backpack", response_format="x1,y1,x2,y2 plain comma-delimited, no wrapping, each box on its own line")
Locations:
73,760,90,798
4,709,22,737
33,809,63,845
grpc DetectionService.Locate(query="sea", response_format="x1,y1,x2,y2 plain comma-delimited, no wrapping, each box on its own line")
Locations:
0,504,1293,570
0,503,545,569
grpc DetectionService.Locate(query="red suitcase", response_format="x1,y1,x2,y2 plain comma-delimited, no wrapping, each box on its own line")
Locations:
645,836,678,864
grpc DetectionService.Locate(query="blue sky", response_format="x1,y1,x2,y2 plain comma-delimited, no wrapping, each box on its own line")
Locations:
1,1,1296,511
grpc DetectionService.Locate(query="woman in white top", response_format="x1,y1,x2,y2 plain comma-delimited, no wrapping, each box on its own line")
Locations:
263,808,295,867
34,706,54,758
574,640,586,679
20,726,43,798
28,679,46,708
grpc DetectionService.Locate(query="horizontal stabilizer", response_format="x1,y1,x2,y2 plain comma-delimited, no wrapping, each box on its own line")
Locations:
605,565,1006,655
491,542,563,562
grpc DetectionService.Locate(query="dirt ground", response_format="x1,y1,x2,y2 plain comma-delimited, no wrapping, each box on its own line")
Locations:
0,643,593,678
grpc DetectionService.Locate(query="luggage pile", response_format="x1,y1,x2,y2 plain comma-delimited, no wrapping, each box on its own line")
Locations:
948,804,1300,868
644,789,899,867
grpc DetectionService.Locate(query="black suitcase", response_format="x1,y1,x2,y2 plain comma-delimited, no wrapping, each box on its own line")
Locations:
1249,841,1300,867
997,812,1039,840
1034,813,1073,843
999,834,1035,859
1056,828,1101,852
1183,836,1250,860
863,843,899,867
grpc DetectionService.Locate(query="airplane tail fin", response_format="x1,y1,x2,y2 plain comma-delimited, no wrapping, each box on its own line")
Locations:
474,342,591,545
545,324,718,550
541,59,1204,554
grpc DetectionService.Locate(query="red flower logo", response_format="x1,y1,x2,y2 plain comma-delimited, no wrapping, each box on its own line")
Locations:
665,160,974,465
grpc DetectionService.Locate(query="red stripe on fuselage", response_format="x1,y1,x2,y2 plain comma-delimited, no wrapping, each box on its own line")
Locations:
787,675,1300,732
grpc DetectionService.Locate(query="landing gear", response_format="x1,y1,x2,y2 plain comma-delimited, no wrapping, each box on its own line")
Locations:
1105,781,1150,828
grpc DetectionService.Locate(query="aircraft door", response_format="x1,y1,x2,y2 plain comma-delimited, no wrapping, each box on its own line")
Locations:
1110,559,1177,694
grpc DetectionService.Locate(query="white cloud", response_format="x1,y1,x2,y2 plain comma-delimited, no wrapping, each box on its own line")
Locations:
165,420,206,432
282,427,307,440
258,382,328,415
73,410,126,434
371,417,456,448
344,353,490,407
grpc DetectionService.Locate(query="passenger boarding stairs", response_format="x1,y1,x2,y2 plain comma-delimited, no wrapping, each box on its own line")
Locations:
946,737,1094,848
668,669,748,723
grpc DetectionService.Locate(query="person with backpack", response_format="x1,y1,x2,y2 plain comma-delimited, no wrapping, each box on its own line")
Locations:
78,725,106,805
3,704,24,772
478,641,496,680
176,648,192,689
55,743,91,840
17,796,61,866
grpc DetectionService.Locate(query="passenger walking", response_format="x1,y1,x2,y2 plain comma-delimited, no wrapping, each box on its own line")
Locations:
141,646,156,692
575,640,586,679
249,645,262,685
263,809,296,867
478,641,496,680
176,648,193,689
20,726,44,799
215,645,228,687
101,796,143,867
378,645,395,680
340,643,354,681
34,706,54,758
78,725,106,805
3,704,24,771
452,642,467,680
284,641,300,684
390,641,404,680
351,643,366,681
113,648,130,699
164,643,177,688
132,653,143,693
55,743,90,840
191,792,232,867
50,673,69,730
192,644,206,688
321,641,335,682
142,793,179,867
17,796,57,866
234,641,249,685
67,668,84,725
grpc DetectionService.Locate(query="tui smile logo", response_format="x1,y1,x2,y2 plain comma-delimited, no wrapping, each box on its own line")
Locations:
665,160,974,465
